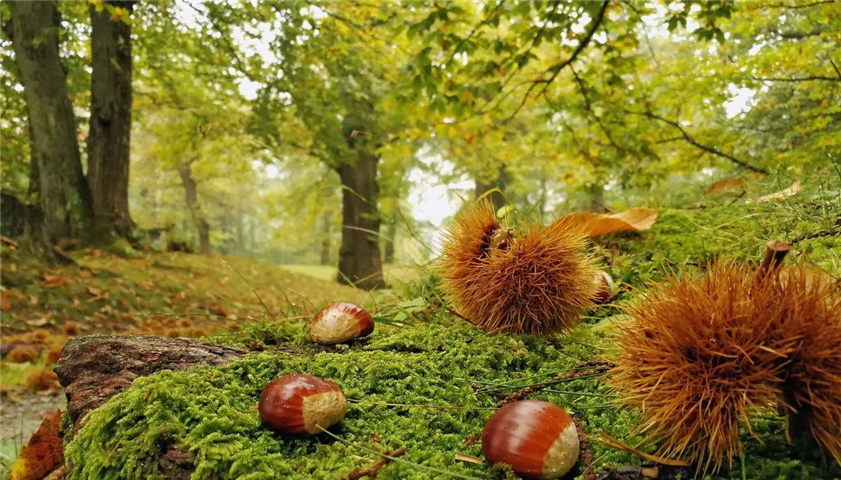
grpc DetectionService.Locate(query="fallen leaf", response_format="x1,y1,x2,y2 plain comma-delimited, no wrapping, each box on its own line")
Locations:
29,294,38,305
1,293,11,311
79,269,92,278
88,286,103,296
557,208,658,238
9,410,64,480
27,316,51,327
41,275,70,288
706,177,745,196
746,180,802,204
454,453,483,465
0,235,19,248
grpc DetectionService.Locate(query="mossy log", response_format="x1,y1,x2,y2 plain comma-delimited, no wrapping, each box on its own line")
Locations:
55,335,248,430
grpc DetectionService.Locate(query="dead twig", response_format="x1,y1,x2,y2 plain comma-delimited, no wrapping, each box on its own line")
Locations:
341,448,407,480
498,360,614,406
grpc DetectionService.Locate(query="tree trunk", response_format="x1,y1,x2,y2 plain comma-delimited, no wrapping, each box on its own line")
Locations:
383,210,397,264
588,183,606,213
337,149,384,290
87,0,135,237
177,161,211,255
319,208,332,265
475,163,508,209
8,1,93,243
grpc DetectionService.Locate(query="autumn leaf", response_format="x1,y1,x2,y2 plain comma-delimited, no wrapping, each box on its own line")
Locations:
41,275,70,288
746,180,802,204
9,410,64,480
706,177,745,196
557,208,658,238
1,292,11,311
110,6,128,23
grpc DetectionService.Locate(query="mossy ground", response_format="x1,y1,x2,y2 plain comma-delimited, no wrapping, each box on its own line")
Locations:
17,179,841,479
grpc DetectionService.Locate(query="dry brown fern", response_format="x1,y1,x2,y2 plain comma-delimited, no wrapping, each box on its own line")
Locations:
439,200,597,335
765,265,841,464
608,262,786,472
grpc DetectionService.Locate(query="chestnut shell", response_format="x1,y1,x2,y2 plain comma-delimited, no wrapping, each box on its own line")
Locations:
482,400,579,479
259,374,346,435
310,302,374,344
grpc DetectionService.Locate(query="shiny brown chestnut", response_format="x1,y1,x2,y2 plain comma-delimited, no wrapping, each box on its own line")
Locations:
482,400,579,479
309,302,374,345
593,270,618,304
258,374,347,435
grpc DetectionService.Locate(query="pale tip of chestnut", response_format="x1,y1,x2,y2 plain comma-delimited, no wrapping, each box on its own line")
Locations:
593,270,617,304
310,301,374,345
482,400,579,479
258,374,347,435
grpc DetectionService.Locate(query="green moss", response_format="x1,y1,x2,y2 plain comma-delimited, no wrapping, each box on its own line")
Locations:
65,318,839,479
64,196,841,479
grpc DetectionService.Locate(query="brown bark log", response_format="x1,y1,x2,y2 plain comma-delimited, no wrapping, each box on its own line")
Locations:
177,160,211,254
54,335,247,430
88,0,136,237
337,148,384,290
8,1,93,243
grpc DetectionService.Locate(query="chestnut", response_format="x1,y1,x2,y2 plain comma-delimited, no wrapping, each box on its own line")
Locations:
310,302,374,345
593,270,617,304
482,400,579,479
258,374,347,435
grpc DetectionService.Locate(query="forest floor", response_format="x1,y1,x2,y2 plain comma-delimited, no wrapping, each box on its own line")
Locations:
2,177,841,478
0,246,389,460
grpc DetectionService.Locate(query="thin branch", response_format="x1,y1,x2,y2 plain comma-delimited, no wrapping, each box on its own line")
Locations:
624,109,769,174
501,0,610,124
569,65,622,151
756,0,835,9
443,0,506,68
751,75,841,83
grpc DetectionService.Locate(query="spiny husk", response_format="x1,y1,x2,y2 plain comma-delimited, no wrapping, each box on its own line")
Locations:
768,265,841,464
439,201,597,335
609,262,786,472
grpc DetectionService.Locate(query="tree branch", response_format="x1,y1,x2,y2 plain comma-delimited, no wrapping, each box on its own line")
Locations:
756,0,835,9
501,0,610,124
750,75,841,83
624,109,769,174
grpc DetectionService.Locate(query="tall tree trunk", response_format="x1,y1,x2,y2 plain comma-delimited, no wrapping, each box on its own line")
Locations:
88,0,135,237
337,149,384,290
474,163,508,209
8,1,93,243
383,210,397,264
319,208,332,265
177,160,211,255
588,183,606,213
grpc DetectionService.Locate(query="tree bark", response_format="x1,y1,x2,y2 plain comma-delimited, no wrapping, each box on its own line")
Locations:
177,160,211,254
88,0,135,237
383,210,397,264
588,183,606,213
475,163,508,209
337,148,384,290
319,208,332,265
8,1,93,243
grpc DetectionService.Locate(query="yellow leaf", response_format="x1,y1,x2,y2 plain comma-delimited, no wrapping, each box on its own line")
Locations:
556,208,659,238
746,180,802,204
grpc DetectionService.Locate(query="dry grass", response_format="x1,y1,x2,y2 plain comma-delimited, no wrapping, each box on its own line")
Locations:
440,200,597,335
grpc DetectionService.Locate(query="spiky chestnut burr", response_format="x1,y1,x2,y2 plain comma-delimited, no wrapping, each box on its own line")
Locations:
608,262,784,472
482,400,579,479
310,302,374,345
764,264,841,464
439,201,597,335
259,374,347,435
